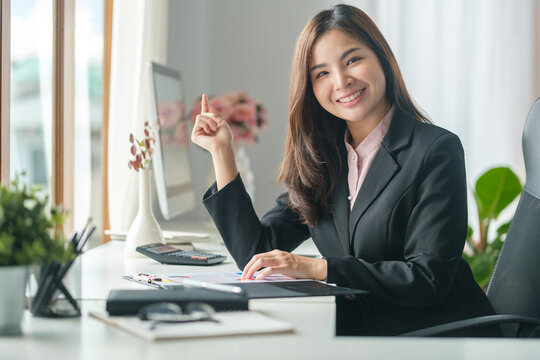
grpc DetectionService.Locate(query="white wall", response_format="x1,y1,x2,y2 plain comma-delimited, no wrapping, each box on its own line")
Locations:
167,0,332,219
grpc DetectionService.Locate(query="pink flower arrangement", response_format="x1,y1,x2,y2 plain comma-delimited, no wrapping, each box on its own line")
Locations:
128,121,155,171
156,100,188,147
190,91,267,145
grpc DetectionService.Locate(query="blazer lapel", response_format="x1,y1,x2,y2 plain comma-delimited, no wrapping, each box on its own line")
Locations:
348,147,399,237
348,110,416,239
331,156,351,254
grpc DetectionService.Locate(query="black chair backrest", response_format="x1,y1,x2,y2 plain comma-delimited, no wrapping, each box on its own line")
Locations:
487,98,540,318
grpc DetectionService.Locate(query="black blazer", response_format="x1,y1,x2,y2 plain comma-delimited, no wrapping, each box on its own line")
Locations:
203,109,497,336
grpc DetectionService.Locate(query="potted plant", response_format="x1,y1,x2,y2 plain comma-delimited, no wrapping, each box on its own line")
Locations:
463,167,522,290
0,176,71,335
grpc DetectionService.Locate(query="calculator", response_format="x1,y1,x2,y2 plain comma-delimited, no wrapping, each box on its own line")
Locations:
136,243,227,266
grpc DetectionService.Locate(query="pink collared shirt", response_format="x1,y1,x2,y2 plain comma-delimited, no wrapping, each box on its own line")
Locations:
345,106,395,211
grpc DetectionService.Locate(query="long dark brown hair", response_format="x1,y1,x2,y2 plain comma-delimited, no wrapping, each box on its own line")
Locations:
278,4,430,226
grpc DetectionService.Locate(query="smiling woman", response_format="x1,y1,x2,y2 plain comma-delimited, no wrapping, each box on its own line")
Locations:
309,30,390,144
280,4,430,227
195,4,502,336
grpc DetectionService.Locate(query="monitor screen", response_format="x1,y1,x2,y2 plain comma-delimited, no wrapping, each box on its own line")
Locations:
147,61,195,220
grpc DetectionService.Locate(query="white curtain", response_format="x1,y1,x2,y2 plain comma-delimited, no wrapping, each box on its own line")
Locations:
350,0,540,185
74,5,91,231
108,0,169,233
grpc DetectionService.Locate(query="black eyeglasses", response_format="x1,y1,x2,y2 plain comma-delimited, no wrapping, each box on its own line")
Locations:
137,302,219,329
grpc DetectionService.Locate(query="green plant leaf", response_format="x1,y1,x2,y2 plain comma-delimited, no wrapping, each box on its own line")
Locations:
488,247,501,264
466,225,473,239
475,167,521,220
465,237,478,255
0,174,73,266
491,237,504,252
470,253,493,289
496,220,511,236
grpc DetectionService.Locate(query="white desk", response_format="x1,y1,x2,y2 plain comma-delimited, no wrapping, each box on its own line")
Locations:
3,240,540,360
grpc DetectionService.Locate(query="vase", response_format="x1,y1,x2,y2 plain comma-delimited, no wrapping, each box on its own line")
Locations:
124,168,164,257
234,144,255,203
0,265,28,335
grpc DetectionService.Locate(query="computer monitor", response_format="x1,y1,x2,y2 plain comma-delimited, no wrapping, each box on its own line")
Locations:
147,61,195,220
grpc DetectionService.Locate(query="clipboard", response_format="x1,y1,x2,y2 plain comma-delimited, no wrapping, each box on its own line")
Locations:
226,280,368,299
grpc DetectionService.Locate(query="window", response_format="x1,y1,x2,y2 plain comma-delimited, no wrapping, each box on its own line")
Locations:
2,0,111,247
10,0,53,193
74,0,104,247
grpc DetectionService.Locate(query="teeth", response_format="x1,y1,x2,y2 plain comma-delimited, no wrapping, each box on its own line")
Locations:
338,89,364,103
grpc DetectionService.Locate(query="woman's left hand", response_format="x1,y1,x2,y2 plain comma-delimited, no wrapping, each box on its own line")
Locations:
241,250,327,281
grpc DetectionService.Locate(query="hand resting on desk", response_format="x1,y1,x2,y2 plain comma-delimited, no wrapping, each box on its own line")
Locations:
241,249,327,281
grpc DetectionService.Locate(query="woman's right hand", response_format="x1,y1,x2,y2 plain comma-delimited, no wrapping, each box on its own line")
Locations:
191,94,238,190
191,94,233,155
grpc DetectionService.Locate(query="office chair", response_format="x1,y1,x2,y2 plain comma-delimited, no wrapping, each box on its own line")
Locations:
403,98,540,337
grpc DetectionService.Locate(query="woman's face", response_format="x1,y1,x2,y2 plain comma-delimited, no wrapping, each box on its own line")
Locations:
309,29,390,125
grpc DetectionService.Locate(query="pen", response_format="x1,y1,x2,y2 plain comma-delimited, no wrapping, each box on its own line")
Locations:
182,279,244,294
77,218,92,247
132,274,153,283
76,225,95,254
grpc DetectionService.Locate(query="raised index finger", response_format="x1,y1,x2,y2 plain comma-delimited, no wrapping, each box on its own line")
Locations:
201,93,209,114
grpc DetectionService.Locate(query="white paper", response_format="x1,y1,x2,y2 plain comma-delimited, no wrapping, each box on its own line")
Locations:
89,311,294,341
125,272,312,288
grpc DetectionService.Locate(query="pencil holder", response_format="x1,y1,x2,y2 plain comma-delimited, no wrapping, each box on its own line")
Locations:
30,225,95,318
62,256,82,307
30,259,81,318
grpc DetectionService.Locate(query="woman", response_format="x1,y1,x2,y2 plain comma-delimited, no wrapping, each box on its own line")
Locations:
191,4,498,336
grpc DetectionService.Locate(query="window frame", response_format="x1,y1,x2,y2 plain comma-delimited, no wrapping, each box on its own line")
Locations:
0,0,112,239
52,0,75,233
0,0,10,185
102,0,113,243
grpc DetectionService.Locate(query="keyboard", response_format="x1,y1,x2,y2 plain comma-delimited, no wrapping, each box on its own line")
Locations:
136,243,227,266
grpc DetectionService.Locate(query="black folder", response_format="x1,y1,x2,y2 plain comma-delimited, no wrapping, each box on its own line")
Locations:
225,281,368,299
106,288,249,315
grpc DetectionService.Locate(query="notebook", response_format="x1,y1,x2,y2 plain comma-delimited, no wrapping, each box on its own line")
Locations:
90,311,294,341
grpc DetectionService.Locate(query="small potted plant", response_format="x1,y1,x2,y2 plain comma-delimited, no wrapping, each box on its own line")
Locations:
0,175,71,335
